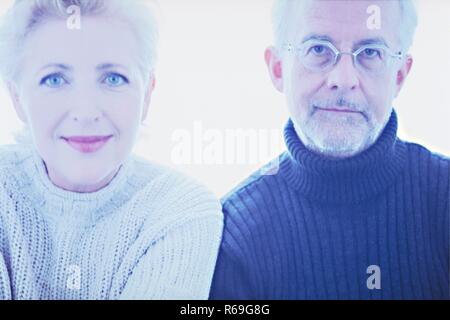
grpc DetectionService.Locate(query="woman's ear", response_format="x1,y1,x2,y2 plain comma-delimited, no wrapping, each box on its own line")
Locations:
142,73,155,123
6,81,27,123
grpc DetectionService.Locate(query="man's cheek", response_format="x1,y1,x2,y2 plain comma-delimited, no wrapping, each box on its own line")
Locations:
370,99,390,123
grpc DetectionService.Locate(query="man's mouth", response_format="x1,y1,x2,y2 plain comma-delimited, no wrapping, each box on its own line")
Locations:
314,106,361,114
61,135,113,154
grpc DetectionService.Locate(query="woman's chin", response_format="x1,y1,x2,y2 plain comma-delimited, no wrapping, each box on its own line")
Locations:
52,168,114,192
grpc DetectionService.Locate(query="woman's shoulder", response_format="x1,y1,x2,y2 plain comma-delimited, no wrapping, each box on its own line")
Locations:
131,154,215,196
129,154,222,222
0,145,32,215
0,144,33,188
0,143,32,171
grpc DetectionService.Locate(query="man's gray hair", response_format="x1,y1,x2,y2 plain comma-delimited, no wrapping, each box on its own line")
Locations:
272,0,418,52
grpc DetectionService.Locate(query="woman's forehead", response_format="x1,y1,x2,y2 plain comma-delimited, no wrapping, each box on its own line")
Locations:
21,17,142,71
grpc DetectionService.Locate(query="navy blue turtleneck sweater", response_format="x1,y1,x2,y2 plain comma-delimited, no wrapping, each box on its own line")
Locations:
210,111,449,300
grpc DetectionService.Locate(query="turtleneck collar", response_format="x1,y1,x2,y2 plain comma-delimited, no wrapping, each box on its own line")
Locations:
15,146,137,227
280,109,408,204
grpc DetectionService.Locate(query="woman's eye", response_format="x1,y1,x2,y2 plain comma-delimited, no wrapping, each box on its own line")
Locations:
104,73,129,87
41,74,67,88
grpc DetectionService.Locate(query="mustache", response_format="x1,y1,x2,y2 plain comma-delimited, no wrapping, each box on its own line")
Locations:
311,96,370,121
311,97,366,111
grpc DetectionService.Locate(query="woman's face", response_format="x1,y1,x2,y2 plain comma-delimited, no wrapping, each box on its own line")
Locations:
10,17,154,192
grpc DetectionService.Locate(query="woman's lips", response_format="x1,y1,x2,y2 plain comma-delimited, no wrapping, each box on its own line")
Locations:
62,135,113,154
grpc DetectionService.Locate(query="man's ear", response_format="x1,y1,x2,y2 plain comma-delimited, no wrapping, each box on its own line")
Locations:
142,73,156,122
394,54,413,98
6,81,27,123
265,46,284,92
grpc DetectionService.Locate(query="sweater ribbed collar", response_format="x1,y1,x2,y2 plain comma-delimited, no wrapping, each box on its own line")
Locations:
17,146,137,226
281,110,407,204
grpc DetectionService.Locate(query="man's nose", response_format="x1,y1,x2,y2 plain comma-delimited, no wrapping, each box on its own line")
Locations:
326,54,359,92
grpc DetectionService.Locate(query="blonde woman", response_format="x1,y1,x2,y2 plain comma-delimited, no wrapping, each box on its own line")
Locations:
0,0,223,300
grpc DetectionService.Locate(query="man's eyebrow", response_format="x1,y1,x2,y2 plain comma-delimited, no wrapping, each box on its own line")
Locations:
355,37,389,48
301,34,335,44
300,34,390,49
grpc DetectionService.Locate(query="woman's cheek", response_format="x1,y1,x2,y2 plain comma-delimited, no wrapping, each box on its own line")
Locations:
110,94,143,126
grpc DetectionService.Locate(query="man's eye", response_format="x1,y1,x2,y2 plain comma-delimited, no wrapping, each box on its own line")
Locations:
362,48,381,58
104,73,129,87
40,74,67,88
310,45,326,55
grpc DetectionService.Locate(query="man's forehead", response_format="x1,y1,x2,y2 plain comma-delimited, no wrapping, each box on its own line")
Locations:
298,0,401,17
288,0,401,45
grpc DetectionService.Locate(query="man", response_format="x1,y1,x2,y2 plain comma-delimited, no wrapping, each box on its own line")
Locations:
210,0,449,299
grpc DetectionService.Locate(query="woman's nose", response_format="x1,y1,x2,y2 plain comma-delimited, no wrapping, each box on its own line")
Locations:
67,90,103,123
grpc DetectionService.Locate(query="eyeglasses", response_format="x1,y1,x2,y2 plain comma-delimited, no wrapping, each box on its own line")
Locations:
284,39,403,74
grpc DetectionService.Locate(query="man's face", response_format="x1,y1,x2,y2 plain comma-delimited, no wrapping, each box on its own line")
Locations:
10,17,154,191
266,0,413,158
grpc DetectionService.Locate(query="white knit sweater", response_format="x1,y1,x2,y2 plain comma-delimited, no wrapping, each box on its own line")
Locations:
0,143,223,300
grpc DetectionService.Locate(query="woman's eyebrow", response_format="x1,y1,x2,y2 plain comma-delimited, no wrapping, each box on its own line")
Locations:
38,63,72,73
96,63,130,72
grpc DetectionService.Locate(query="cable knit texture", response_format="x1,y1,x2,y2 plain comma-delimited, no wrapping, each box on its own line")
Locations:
0,144,223,300
210,110,450,300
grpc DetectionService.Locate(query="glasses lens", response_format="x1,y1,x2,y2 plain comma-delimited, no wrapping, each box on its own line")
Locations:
301,42,335,70
356,47,387,72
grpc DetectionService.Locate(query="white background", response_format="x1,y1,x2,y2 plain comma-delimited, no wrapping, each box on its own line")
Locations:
0,0,449,197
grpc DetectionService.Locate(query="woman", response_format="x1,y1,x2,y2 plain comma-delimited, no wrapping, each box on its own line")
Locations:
0,0,223,300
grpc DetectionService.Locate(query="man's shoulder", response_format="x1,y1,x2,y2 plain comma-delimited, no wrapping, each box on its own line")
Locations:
403,140,450,162
221,152,290,216
402,139,450,172
402,140,449,206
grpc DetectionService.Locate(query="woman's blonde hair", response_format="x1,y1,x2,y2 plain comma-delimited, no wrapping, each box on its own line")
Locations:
0,0,160,86
0,0,161,144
